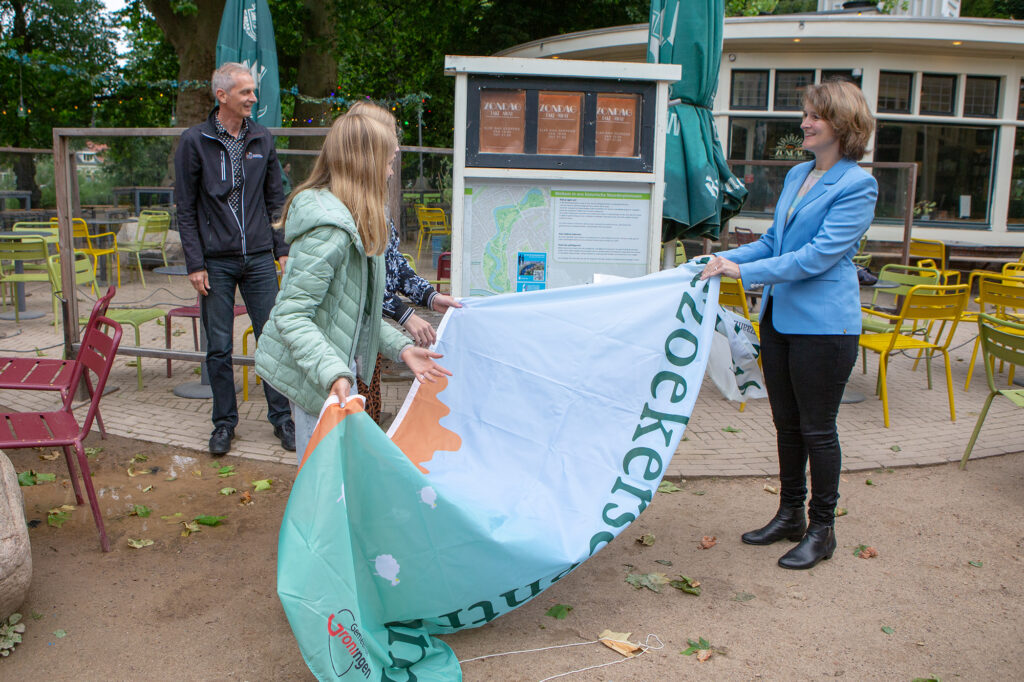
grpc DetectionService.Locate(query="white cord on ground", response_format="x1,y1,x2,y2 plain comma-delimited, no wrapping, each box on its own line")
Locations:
458,633,664,682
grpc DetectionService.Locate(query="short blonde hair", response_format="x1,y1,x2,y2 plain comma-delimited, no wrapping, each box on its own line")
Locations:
803,80,875,161
277,114,397,256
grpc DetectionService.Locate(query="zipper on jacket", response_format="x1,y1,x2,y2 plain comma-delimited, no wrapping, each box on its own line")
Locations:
219,151,226,181
201,131,246,251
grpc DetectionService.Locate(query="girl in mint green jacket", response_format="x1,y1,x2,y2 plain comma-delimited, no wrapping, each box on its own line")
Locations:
256,113,451,460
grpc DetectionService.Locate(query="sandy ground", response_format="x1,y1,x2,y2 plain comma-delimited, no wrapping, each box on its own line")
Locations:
2,429,1022,681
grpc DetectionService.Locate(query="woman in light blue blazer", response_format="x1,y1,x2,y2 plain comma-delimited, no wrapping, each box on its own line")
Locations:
702,80,878,570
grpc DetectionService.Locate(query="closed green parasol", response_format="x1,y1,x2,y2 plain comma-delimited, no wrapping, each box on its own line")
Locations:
648,0,747,243
216,0,282,128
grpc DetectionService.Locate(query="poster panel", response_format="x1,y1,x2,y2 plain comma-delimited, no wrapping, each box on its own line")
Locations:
536,91,583,156
595,93,640,157
479,89,526,154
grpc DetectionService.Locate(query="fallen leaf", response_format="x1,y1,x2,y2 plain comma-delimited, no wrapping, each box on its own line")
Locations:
695,649,713,662
191,469,202,478
968,560,983,568
657,480,682,494
890,445,902,452
219,487,237,496
881,625,895,635
84,447,102,459
17,471,37,487
654,559,673,566
698,535,717,550
599,630,639,657
131,454,149,463
834,507,848,517
30,612,43,621
625,572,669,592
53,629,67,639
251,479,272,491
160,512,183,522
181,521,201,537
47,505,74,528
544,604,572,620
239,490,254,505
126,465,155,478
127,538,154,549
216,465,236,478
35,472,56,483
131,504,151,518
669,575,701,596
636,533,656,547
854,545,878,559
142,485,153,493
763,484,778,494
722,426,741,433
194,514,226,527
691,490,706,496
164,475,178,482
865,479,875,486
39,451,60,461
681,637,712,656
732,592,756,602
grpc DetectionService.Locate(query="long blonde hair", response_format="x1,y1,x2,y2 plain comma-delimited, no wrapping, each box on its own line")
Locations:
278,113,396,255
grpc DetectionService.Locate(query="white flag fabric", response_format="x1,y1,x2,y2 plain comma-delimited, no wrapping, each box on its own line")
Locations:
278,264,720,680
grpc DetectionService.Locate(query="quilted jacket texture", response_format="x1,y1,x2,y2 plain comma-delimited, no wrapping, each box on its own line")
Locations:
254,188,412,416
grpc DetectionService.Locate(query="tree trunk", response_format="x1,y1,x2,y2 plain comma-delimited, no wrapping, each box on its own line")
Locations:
142,0,226,130
291,0,338,149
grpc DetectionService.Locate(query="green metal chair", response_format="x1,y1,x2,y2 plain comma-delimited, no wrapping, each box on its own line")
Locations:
0,234,57,323
50,252,163,390
117,209,171,287
960,314,1024,469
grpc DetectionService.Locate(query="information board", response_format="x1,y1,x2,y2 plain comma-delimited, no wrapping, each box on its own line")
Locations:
461,179,651,296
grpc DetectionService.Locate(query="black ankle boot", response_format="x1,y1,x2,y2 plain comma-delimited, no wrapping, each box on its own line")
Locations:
778,523,836,570
741,505,807,545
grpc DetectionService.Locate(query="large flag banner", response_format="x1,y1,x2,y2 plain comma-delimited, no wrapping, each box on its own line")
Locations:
216,0,282,127
277,264,720,680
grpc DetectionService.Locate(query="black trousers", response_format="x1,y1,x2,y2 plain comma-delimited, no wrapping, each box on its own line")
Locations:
759,299,859,526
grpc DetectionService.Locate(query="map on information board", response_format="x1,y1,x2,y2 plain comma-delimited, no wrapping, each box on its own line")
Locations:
462,181,652,296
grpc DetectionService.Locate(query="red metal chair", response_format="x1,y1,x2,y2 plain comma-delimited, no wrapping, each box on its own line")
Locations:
432,251,451,295
164,295,246,377
0,286,116,437
0,313,123,552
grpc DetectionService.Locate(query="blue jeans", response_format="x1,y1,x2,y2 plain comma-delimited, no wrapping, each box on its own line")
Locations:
760,298,858,526
201,252,291,431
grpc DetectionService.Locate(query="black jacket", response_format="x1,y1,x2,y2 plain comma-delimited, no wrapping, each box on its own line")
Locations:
175,108,288,273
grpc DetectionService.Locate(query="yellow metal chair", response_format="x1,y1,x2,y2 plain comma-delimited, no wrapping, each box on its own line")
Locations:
960,314,1024,469
1003,261,1024,278
414,205,450,262
117,209,171,287
909,238,960,285
52,217,120,287
858,283,968,428
0,234,57,323
860,264,942,373
963,274,1024,391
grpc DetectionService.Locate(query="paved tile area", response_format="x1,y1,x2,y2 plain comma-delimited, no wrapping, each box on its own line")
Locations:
2,270,1019,476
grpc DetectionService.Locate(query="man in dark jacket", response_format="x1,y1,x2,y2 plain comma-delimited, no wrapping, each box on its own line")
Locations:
175,62,295,455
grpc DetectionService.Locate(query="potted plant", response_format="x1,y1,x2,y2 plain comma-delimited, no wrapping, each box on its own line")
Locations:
913,200,936,221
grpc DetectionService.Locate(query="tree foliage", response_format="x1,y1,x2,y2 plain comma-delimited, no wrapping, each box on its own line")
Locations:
0,0,118,198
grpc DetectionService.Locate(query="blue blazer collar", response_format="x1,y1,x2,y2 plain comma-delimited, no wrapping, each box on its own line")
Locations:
785,157,858,226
